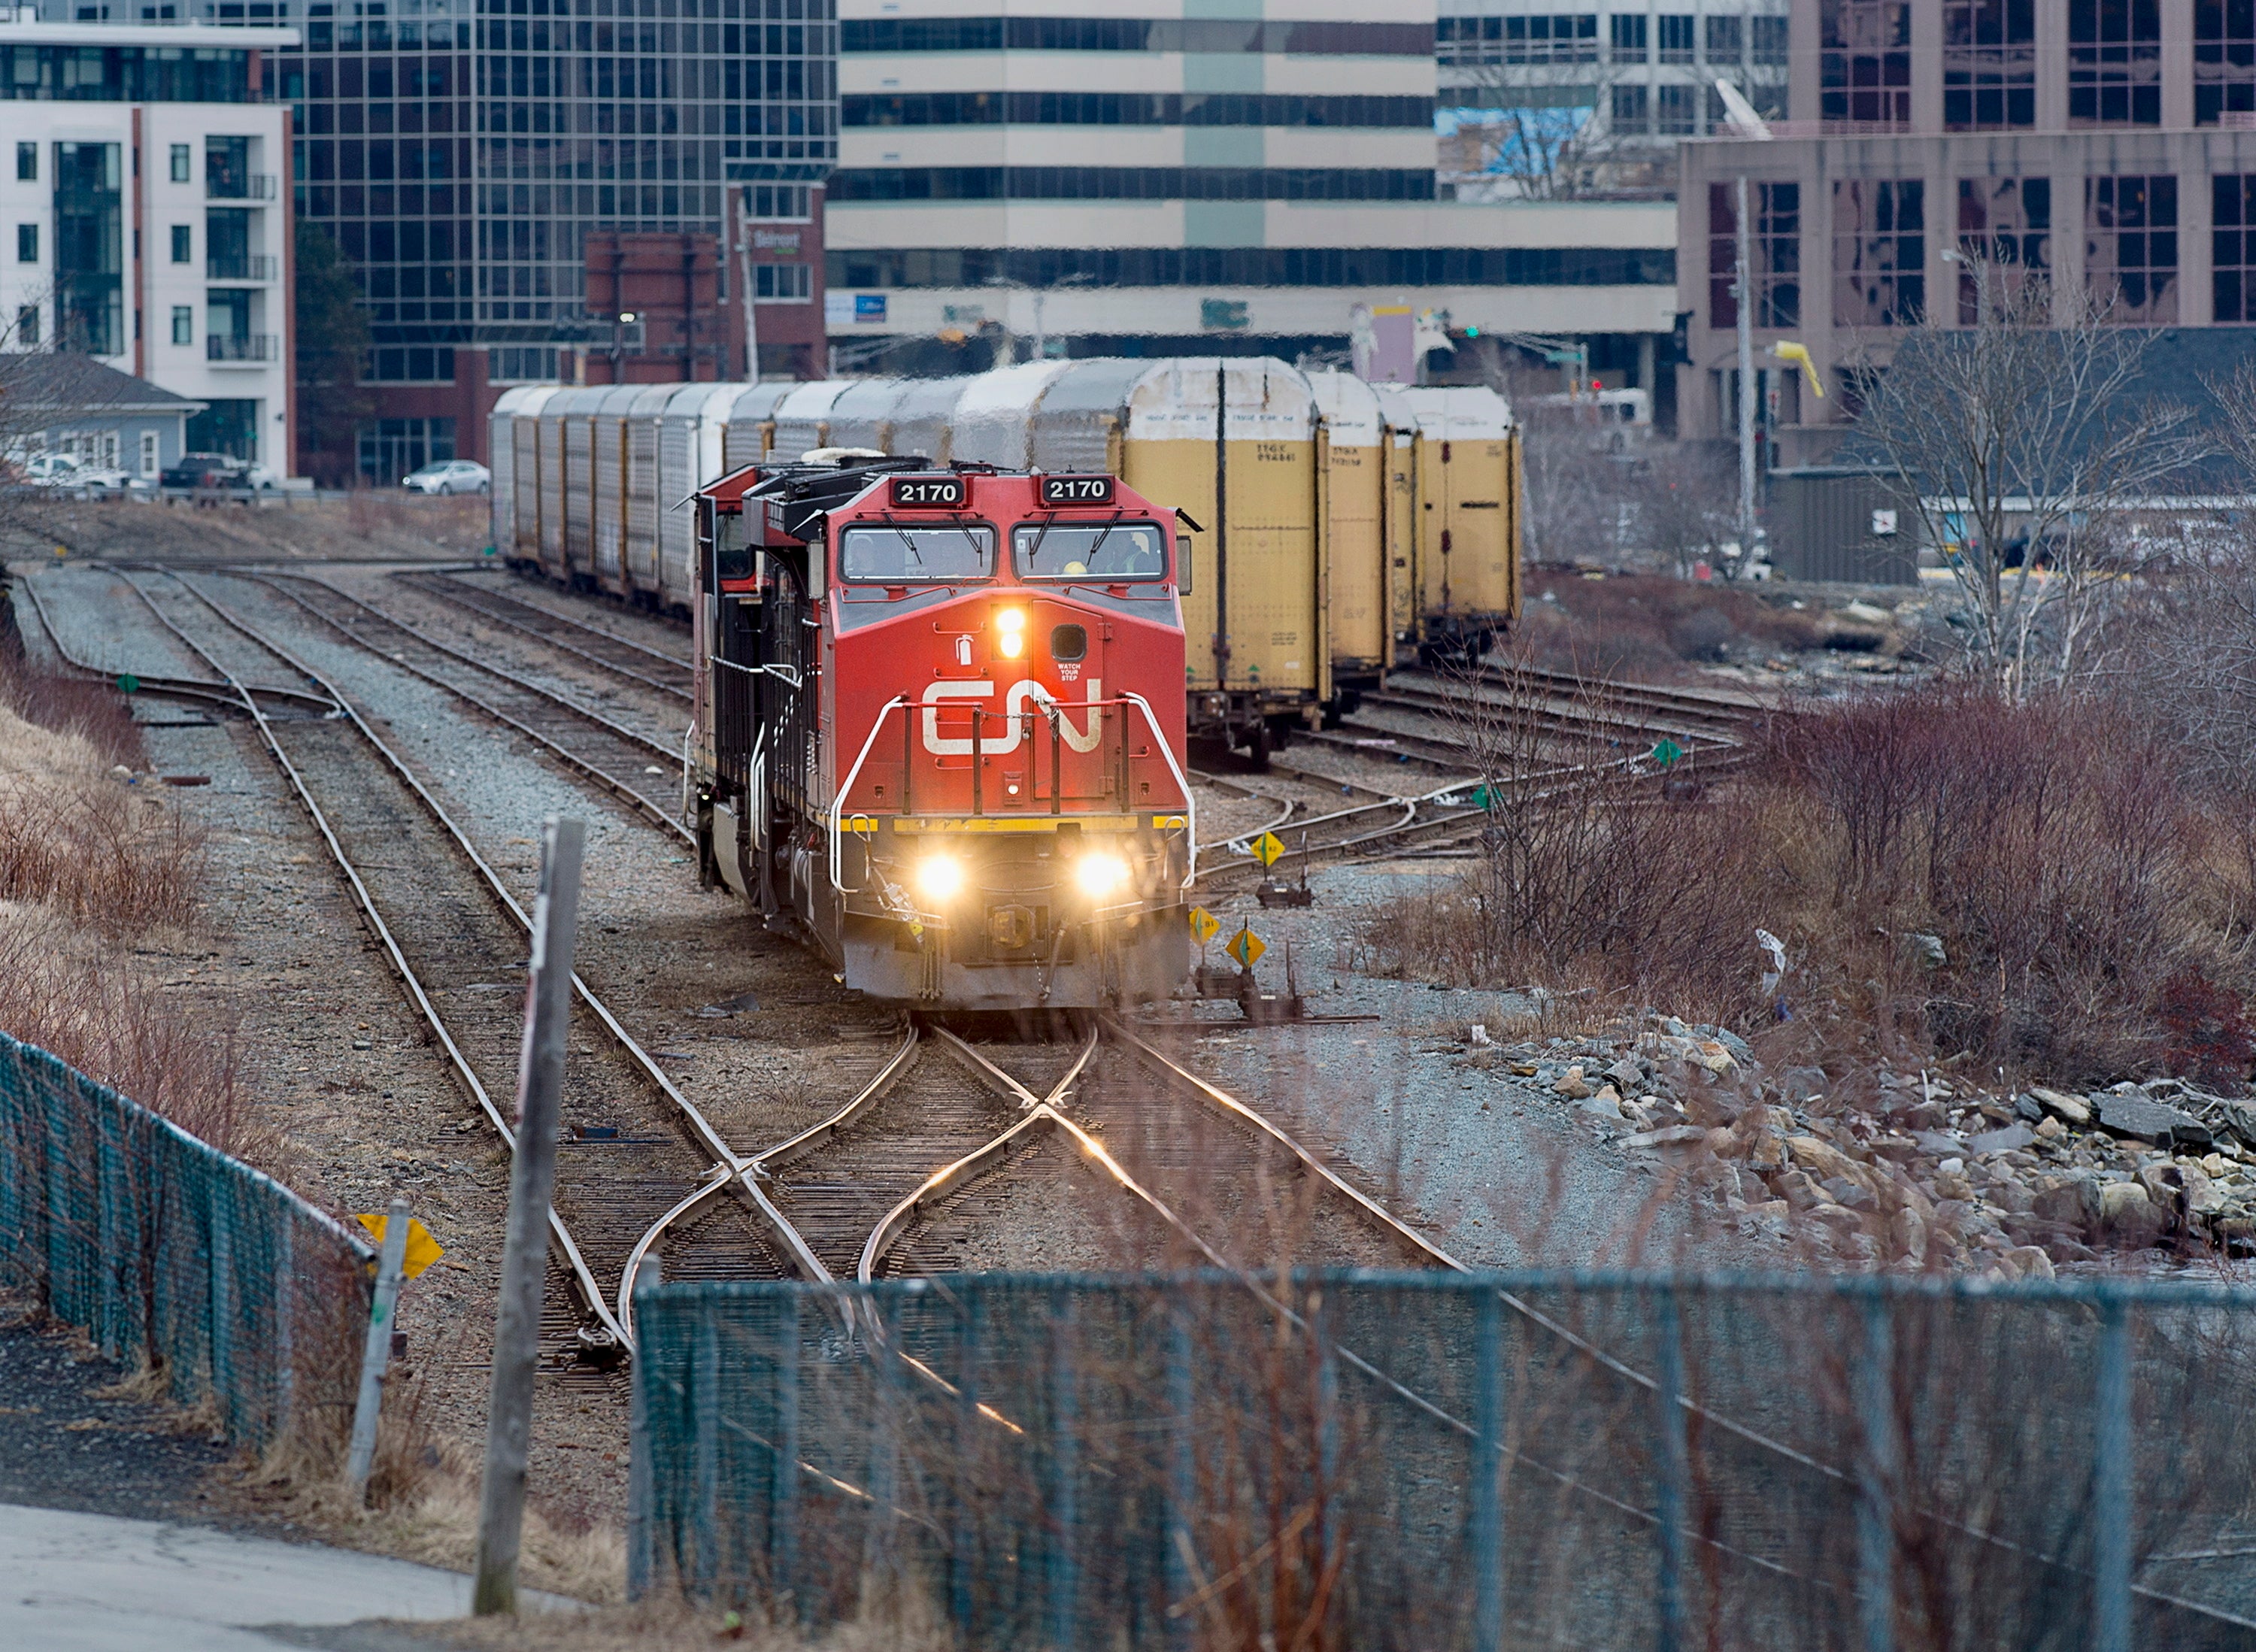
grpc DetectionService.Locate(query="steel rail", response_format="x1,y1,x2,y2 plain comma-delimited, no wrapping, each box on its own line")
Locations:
17,572,335,711
614,1027,923,1343
235,573,692,844
436,570,699,671
855,1024,1099,1283
393,571,693,702
129,571,801,1350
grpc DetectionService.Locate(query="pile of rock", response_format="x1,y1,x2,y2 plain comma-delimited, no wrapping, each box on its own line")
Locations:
1487,1016,2256,1275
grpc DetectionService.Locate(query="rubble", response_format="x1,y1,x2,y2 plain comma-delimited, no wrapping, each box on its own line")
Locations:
1453,1011,2256,1277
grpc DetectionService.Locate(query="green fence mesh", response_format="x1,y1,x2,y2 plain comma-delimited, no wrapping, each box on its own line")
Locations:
0,1029,372,1450
633,1272,2256,1650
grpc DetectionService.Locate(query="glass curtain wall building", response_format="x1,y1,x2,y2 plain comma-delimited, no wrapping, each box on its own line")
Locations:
146,0,835,472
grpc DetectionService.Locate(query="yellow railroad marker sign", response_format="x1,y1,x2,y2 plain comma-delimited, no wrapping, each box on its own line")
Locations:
1250,830,1287,868
1227,926,1266,970
1188,907,1220,945
356,1212,444,1280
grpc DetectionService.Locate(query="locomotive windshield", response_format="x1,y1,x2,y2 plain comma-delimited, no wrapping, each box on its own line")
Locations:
838,522,996,583
1012,520,1166,581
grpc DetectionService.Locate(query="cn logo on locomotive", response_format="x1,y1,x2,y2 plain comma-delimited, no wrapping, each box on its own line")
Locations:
920,678,1105,756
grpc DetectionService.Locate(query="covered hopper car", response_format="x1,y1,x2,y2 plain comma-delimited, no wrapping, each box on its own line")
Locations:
491,359,1521,749
692,453,1196,1010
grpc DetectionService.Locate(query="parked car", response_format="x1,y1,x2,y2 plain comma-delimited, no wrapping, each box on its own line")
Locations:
71,466,153,499
401,459,490,496
159,452,250,490
19,453,83,488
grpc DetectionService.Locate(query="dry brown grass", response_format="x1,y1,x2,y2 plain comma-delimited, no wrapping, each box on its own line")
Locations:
1361,680,2256,1089
382,1590,951,1650
1518,568,1824,679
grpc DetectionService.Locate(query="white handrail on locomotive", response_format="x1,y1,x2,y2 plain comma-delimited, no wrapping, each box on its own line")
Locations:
825,693,1196,895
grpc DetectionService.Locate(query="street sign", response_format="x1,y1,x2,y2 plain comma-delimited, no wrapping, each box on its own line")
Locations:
1251,831,1286,867
116,674,140,694
356,1211,444,1280
1227,926,1266,970
1651,738,1686,768
1188,907,1220,945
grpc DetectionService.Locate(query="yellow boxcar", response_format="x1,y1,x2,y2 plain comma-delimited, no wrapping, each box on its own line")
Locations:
1387,386,1521,660
1305,369,1389,693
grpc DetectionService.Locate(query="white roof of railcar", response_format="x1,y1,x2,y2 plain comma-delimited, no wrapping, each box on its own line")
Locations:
886,376,972,462
726,382,798,424
495,384,565,417
948,360,1075,468
823,377,917,450
538,387,613,417
663,383,748,420
1386,385,1515,438
1123,357,1315,445
594,385,647,415
1303,368,1384,446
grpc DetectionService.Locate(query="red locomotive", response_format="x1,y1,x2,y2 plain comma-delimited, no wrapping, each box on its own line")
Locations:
691,453,1196,1010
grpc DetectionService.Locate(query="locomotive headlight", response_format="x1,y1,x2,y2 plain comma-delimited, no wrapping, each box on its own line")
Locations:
914,853,967,905
996,607,1026,659
1074,851,1132,899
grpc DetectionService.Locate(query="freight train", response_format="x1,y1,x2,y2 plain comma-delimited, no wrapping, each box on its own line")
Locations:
692,452,1194,1010
490,358,1520,754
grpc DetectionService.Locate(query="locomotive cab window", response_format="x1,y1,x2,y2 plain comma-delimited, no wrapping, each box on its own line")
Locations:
838,522,996,583
1013,520,1167,581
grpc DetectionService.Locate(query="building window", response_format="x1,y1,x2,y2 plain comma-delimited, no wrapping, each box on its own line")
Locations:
1658,14,1697,62
1945,0,2036,128
170,305,191,344
1709,181,1801,328
488,346,558,383
1823,0,1912,125
356,416,453,483
2196,0,2256,125
15,224,34,263
1438,14,1600,65
13,143,30,182
754,262,812,300
14,305,34,345
1610,14,1648,61
747,183,812,220
1957,177,2051,321
1657,84,1698,134
1834,180,1926,326
168,143,190,183
186,399,258,462
362,346,455,383
1752,16,1790,62
169,223,190,263
138,429,157,477
2070,0,2161,125
2215,175,2256,318
1612,83,1650,134
1706,15,1743,60
2085,174,2177,321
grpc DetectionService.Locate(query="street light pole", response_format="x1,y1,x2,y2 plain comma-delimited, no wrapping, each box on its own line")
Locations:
1736,174,1757,571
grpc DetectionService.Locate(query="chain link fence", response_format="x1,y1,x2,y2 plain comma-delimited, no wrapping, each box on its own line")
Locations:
0,1029,371,1451
634,1271,2256,1650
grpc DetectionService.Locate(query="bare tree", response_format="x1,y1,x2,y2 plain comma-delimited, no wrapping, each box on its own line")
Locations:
1515,403,1627,565
1629,438,1738,576
1439,61,1649,202
1847,260,2204,695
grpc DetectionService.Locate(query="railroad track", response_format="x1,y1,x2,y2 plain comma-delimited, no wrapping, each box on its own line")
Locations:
392,570,694,703
173,568,694,842
110,568,796,1363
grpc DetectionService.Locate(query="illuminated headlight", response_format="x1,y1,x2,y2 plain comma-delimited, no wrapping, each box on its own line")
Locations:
913,853,966,904
1074,852,1132,899
996,608,1026,659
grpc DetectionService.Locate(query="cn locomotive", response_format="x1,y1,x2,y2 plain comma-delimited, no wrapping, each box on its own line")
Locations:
690,451,1196,1010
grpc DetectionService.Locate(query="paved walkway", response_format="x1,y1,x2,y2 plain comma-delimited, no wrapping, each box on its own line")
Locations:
0,1501,550,1650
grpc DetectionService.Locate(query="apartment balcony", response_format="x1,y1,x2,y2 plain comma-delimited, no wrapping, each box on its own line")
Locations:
207,333,278,364
205,172,277,202
207,255,278,281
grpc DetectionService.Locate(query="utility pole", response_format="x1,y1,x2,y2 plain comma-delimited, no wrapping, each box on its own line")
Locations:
732,186,761,381
1735,174,1757,573
473,816,586,1617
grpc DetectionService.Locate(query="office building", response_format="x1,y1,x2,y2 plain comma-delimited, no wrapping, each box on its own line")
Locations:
825,0,1681,405
138,0,835,477
0,19,293,471
1678,0,2256,460
1438,0,1791,198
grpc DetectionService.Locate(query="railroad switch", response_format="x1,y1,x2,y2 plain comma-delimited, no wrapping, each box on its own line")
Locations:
1188,942,1310,1023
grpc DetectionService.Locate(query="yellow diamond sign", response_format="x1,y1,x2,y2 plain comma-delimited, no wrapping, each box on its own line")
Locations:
1227,926,1266,970
356,1212,445,1281
1188,906,1220,945
1251,831,1286,868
